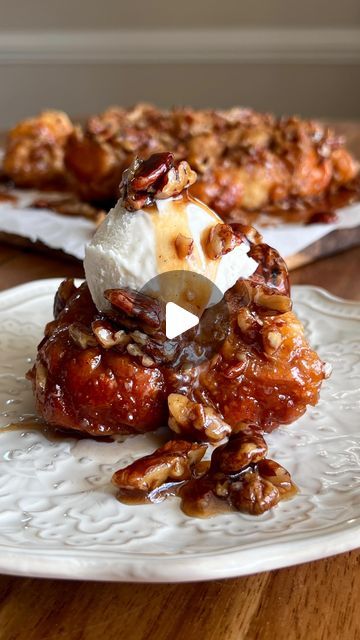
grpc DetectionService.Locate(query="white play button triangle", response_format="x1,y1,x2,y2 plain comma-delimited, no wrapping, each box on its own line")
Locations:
165,302,199,340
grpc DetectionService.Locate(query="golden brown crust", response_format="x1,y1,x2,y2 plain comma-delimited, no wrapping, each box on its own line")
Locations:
28,225,325,437
4,105,359,224
3,110,73,188
63,106,359,219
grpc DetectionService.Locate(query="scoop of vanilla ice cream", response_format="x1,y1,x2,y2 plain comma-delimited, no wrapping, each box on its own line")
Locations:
84,195,257,313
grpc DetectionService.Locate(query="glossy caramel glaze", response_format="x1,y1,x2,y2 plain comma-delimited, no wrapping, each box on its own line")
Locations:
3,110,73,189
28,227,325,437
112,435,297,518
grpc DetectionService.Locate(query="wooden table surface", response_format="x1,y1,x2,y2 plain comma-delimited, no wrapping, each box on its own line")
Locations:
0,122,360,640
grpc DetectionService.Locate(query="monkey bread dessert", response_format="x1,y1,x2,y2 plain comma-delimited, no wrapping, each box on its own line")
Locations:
27,153,328,517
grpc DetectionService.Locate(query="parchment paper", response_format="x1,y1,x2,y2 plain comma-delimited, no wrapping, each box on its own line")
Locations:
0,186,359,262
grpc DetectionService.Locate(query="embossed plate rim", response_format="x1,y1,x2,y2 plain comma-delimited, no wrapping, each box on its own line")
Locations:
0,279,359,582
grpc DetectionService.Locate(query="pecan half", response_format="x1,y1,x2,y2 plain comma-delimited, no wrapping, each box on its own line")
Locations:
131,152,173,191
119,152,197,210
229,471,280,515
112,440,207,494
248,243,290,296
105,288,164,330
257,459,297,498
210,430,268,474
168,393,231,443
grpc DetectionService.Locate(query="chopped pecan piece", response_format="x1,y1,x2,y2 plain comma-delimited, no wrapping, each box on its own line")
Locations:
112,440,207,494
231,223,263,246
141,354,156,368
229,471,280,515
179,450,296,517
237,307,262,335
235,280,291,315
205,223,242,260
92,319,129,349
68,322,97,349
130,330,148,346
254,289,292,314
168,393,231,443
210,430,268,474
262,328,283,355
175,233,194,259
125,343,155,369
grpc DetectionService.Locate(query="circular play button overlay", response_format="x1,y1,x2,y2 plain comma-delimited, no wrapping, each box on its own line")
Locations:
138,270,230,368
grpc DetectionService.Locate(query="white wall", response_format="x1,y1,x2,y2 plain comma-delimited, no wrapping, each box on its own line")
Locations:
0,1,359,127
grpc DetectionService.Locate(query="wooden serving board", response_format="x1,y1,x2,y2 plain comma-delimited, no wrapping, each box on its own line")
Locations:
285,225,360,270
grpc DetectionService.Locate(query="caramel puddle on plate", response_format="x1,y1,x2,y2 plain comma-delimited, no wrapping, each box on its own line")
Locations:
0,419,47,434
0,420,169,465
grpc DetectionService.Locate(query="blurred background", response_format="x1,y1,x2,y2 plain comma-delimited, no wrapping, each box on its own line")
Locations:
0,0,359,126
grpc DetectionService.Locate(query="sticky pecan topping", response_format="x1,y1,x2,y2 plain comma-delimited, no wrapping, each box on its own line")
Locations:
205,223,242,260
257,459,297,498
119,152,197,210
234,279,292,316
210,430,268,474
68,322,98,349
104,288,165,330
229,472,280,515
91,319,130,349
112,440,207,496
179,451,296,518
168,393,232,443
248,243,290,295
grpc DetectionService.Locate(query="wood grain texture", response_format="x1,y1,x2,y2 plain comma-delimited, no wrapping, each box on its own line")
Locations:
0,243,359,640
0,121,359,640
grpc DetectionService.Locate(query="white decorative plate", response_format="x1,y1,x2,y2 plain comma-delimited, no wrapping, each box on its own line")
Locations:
0,280,359,582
